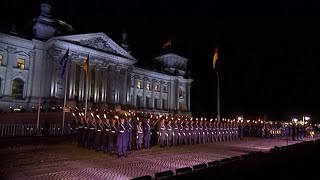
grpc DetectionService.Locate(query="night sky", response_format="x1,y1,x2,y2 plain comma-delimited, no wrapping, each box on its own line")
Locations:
2,0,320,121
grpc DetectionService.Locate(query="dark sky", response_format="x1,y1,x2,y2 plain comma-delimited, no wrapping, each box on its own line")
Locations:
2,0,320,121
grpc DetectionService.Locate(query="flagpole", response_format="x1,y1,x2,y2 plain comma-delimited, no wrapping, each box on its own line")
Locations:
36,51,45,133
84,57,89,120
217,72,220,123
62,58,69,129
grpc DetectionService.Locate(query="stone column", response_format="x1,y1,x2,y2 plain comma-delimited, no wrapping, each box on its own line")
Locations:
106,65,114,104
3,47,16,98
50,56,56,97
186,83,191,112
151,79,156,109
120,69,127,105
142,77,148,108
114,65,121,104
133,75,138,107
159,81,164,110
88,64,93,102
101,64,109,103
94,66,100,103
68,60,76,99
126,68,132,105
79,65,84,101
167,81,171,112
175,80,179,111
27,51,35,98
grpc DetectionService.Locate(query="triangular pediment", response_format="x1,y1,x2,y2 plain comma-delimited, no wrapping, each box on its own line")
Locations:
51,32,137,62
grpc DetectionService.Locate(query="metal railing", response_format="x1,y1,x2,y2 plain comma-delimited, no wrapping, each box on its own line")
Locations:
0,124,76,137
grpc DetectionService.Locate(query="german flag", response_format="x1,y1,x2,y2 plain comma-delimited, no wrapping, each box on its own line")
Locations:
213,47,218,70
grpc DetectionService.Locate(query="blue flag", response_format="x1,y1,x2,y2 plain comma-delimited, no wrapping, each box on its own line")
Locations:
60,49,69,78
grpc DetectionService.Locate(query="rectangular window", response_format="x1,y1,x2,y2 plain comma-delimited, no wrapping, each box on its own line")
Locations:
137,80,142,89
17,58,25,69
0,54,2,65
146,83,150,90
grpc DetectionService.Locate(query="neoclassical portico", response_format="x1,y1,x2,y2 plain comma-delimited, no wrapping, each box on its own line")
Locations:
33,33,190,114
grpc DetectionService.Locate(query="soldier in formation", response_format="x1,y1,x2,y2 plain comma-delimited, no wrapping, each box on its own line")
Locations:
74,113,247,157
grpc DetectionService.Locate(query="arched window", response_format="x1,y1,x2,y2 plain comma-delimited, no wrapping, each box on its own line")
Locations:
12,78,24,99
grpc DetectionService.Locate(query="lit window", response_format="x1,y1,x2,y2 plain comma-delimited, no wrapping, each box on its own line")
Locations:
146,83,150,90
155,84,159,92
137,80,142,89
17,58,25,69
0,54,2,65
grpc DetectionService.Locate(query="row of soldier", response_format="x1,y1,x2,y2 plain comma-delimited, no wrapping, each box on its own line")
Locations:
73,113,245,156
157,118,242,147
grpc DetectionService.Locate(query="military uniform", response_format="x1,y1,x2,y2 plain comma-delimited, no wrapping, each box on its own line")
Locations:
173,121,179,146
93,118,103,151
126,119,133,151
136,123,144,150
203,121,208,143
167,122,173,146
82,118,89,148
159,121,167,147
109,121,117,155
194,121,199,144
199,121,203,143
178,121,184,145
77,116,84,147
189,121,195,144
208,121,213,143
143,120,152,149
184,121,190,145
102,119,110,153
117,122,127,157
88,118,96,149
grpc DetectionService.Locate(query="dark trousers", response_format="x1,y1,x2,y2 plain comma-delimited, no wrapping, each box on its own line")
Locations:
117,139,127,156
82,130,88,148
144,134,151,149
127,133,132,151
179,135,184,145
102,132,109,152
77,128,83,146
137,143,142,150
108,134,116,155
93,132,102,150
88,130,95,149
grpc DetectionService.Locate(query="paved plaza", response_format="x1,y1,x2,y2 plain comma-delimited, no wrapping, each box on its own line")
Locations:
0,136,318,180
